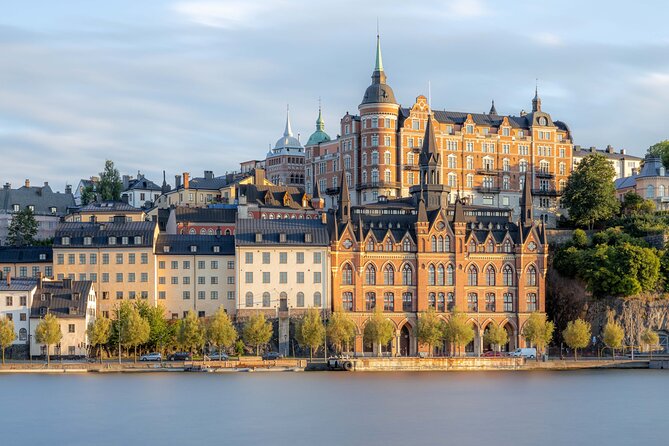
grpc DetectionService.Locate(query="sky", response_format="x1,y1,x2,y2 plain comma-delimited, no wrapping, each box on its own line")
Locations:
1,0,669,191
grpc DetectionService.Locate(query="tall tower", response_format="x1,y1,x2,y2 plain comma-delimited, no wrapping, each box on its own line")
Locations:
520,173,534,226
409,115,448,209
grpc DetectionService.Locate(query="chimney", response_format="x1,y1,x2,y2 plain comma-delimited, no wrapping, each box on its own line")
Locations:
321,212,327,225
25,179,30,188
65,184,72,194
122,175,131,190
606,145,614,153
6,271,10,287
121,194,129,204
38,271,43,289
175,175,182,189
3,183,11,190
204,170,214,180
254,168,266,185
183,172,190,189
620,149,627,155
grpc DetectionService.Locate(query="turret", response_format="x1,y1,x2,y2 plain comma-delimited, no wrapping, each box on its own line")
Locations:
337,172,351,224
520,173,534,227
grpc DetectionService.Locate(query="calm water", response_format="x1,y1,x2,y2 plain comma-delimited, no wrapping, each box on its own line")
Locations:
1,370,666,445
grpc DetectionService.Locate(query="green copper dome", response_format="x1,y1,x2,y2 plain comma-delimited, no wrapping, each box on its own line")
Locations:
306,107,331,146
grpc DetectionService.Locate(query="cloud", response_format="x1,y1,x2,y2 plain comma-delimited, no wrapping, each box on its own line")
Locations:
534,32,563,47
171,1,281,29
447,0,489,18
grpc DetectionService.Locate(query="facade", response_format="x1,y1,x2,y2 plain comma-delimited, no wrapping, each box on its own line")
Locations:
237,183,323,220
0,246,53,280
155,234,236,319
121,173,163,209
65,202,147,223
614,155,669,210
307,36,573,227
169,207,237,236
0,180,75,245
29,278,96,358
265,108,306,187
0,276,37,352
573,145,642,180
329,115,547,356
155,171,231,209
52,221,159,318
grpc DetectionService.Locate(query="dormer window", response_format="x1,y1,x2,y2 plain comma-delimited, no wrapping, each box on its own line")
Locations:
255,233,262,243
12,204,19,212
190,245,197,253
279,233,287,243
62,236,70,246
163,246,170,253
28,205,35,212
122,237,129,245
304,233,312,243
39,254,46,260
134,236,142,244
108,236,116,245
83,236,92,246
50,207,57,214
213,246,220,253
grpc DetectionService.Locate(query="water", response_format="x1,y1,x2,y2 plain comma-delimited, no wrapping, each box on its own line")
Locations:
1,370,666,446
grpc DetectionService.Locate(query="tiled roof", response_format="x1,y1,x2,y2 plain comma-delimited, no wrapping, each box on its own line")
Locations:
155,234,235,255
0,277,38,292
573,147,643,161
399,108,570,132
176,207,237,223
0,184,74,216
238,184,313,210
180,176,230,191
125,176,162,192
54,221,156,247
0,246,52,263
236,218,329,246
31,280,92,318
614,176,637,190
76,202,142,213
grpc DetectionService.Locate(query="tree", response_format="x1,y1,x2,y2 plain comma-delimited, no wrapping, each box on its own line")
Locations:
122,305,150,362
137,303,171,355
416,308,445,356
242,314,273,355
602,313,624,359
207,308,237,358
234,339,246,357
7,207,38,246
572,228,588,248
443,310,475,356
621,191,655,216
326,312,356,354
648,140,669,169
522,312,555,360
98,160,122,201
295,309,325,360
177,311,205,354
87,317,111,363
0,317,16,365
640,329,660,358
562,153,619,229
35,313,62,366
562,319,591,360
80,184,96,206
363,309,395,357
483,323,509,353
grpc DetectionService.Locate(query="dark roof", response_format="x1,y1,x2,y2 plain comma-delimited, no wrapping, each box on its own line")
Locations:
0,184,74,216
0,246,52,264
76,202,142,213
155,234,235,255
573,146,643,161
0,277,38,291
236,219,329,246
54,221,156,247
31,279,92,318
176,207,237,224
239,184,313,210
125,176,162,192
614,176,637,190
180,176,230,191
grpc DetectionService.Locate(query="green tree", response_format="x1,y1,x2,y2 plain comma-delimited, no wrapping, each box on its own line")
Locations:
207,308,237,358
562,153,619,229
295,309,325,360
602,313,624,359
35,313,62,366
0,317,16,365
80,184,96,205
522,312,555,360
326,312,356,354
621,191,655,216
483,323,509,353
364,309,395,357
640,329,660,358
416,308,445,356
7,207,39,246
177,311,205,355
98,160,122,201
123,305,150,362
87,317,111,363
234,339,246,357
443,310,475,356
562,319,591,360
242,314,273,355
648,140,669,169
572,228,589,248
137,303,171,355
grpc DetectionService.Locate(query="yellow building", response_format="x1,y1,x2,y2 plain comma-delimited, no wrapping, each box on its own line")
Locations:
65,202,147,223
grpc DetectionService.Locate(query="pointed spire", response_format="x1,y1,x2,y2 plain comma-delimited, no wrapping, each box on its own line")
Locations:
532,80,542,112
375,31,383,72
489,100,497,115
453,195,465,223
417,197,428,223
520,173,534,226
337,171,350,224
316,102,325,132
419,115,439,169
357,214,364,242
284,104,293,137
312,178,321,200
161,170,170,194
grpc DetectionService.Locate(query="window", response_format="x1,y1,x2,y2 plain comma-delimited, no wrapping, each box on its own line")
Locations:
402,264,413,286
527,293,538,312
183,261,190,270
128,253,136,265
57,254,64,265
197,276,206,285
141,253,148,264
227,261,234,270
68,254,75,265
245,292,253,307
342,263,353,285
116,291,123,300
19,328,27,341
279,252,287,264
467,293,478,311
313,271,322,284
467,265,478,286
445,264,454,286
116,273,123,283
365,292,376,311
313,292,322,307
296,252,304,264
504,293,514,312
295,292,304,307
262,272,270,284
342,292,353,311
263,292,271,307
437,264,445,286
262,252,270,264
383,264,394,285
428,293,436,309
526,265,537,286
280,272,288,283
128,273,136,283
428,264,436,286
296,271,304,283
116,254,123,264
245,252,253,264
403,238,411,252
503,265,514,286
171,277,178,285
486,266,496,286
485,293,496,312
365,264,376,285
402,293,413,311
245,272,253,284
5,296,12,306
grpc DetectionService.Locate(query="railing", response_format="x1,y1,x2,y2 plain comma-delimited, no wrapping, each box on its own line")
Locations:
532,188,562,197
356,181,401,191
325,187,341,195
475,186,501,194
403,165,420,171
536,171,554,179
476,168,501,176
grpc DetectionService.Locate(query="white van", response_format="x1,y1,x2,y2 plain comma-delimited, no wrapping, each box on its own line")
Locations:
510,348,537,359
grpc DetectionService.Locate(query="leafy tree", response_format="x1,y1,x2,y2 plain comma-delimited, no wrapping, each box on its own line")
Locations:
207,308,237,357
242,313,273,355
572,228,588,248
137,303,171,355
648,140,669,169
326,312,356,354
98,160,122,201
35,313,62,366
7,207,38,246
234,339,246,357
483,323,509,353
363,309,395,357
602,313,624,359
0,317,16,365
295,309,325,360
443,310,475,356
122,305,150,362
416,308,445,356
80,184,96,206
87,317,111,363
621,191,655,216
562,319,591,360
562,153,619,229
177,311,205,354
522,312,555,360
640,329,660,358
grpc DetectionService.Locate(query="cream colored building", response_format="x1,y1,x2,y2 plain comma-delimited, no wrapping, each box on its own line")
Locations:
0,277,37,352
155,234,236,319
615,156,669,211
235,218,330,317
573,145,642,181
65,202,147,223
52,221,159,318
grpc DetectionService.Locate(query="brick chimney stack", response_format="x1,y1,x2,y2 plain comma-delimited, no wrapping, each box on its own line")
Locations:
25,179,30,188
6,271,10,287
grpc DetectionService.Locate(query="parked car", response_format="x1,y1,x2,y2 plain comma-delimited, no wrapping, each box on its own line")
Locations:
483,350,504,357
510,348,537,359
168,352,193,361
140,352,162,361
262,352,283,360
208,352,229,361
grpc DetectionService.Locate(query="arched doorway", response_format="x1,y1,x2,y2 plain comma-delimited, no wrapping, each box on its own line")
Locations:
502,324,516,352
399,325,411,356
482,324,493,353
465,323,479,356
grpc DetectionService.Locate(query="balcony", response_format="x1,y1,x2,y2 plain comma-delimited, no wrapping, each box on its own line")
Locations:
325,187,340,196
475,186,501,194
403,164,420,171
356,181,401,191
476,168,501,176
532,188,562,197
536,171,554,179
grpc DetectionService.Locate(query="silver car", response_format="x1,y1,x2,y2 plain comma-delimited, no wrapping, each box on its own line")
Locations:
140,352,162,361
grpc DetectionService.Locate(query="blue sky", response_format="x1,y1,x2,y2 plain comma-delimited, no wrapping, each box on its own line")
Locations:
1,0,668,190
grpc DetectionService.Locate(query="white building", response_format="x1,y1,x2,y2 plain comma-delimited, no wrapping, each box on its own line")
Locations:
0,275,38,357
573,145,642,180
